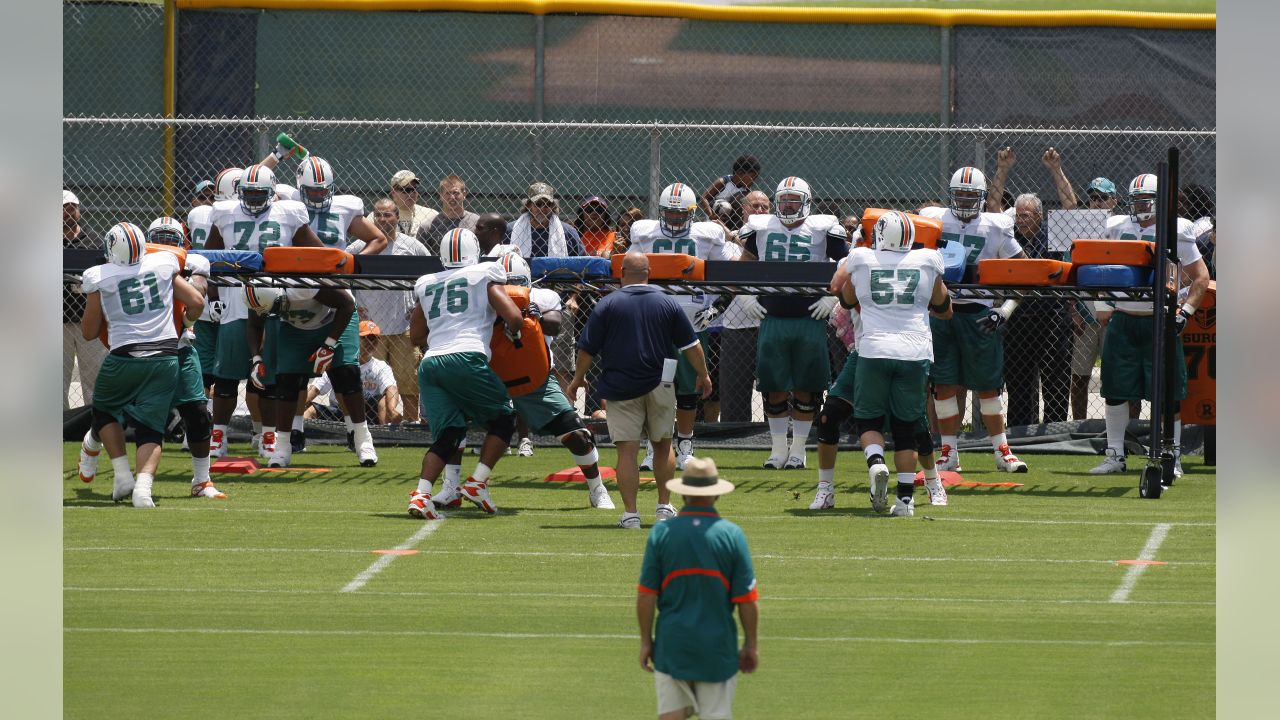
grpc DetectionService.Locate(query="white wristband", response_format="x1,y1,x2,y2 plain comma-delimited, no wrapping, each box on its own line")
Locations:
323,337,338,348
1180,303,1196,317
252,355,263,363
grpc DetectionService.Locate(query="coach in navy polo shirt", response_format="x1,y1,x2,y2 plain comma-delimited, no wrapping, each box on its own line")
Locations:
567,253,712,529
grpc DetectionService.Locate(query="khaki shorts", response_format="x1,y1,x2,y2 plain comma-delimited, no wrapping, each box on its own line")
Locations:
606,382,675,443
1070,325,1103,376
372,332,421,395
655,671,737,720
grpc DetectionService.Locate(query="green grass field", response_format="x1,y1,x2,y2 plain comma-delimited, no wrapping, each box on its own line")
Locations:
64,441,1214,719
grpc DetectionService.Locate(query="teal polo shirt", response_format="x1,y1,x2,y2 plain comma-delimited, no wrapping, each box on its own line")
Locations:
637,505,758,683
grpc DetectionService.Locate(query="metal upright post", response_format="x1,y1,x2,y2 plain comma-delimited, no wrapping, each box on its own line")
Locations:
533,16,546,177
648,126,662,218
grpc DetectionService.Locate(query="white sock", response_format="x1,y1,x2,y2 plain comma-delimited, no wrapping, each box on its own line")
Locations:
643,439,652,455
214,423,228,438
444,464,462,486
790,420,812,456
864,444,885,461
990,432,1008,451
923,467,939,481
292,416,304,432
251,421,262,435
353,421,371,445
191,456,211,482
898,472,915,485
135,472,154,497
471,462,492,484
768,417,789,457
416,477,433,495
83,429,102,452
343,415,354,433
1105,403,1128,454
818,468,834,485
941,434,958,450
1173,419,1182,451
110,456,132,478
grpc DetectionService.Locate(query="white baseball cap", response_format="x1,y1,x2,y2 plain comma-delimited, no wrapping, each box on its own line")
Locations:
63,190,80,206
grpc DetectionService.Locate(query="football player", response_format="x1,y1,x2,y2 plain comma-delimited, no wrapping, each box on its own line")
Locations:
76,223,205,508
295,155,387,254
187,167,243,396
627,182,731,470
1089,174,1210,479
919,167,1030,473
405,228,525,519
203,164,323,460
839,211,951,516
738,176,849,471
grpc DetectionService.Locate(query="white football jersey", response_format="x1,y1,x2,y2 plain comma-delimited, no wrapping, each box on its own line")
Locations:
740,213,848,264
415,262,507,358
186,204,214,250
275,184,300,202
628,219,729,321
531,286,563,364
209,198,310,325
81,252,181,351
179,253,212,341
918,206,1020,307
277,288,345,330
844,246,944,362
1105,215,1203,314
309,195,366,250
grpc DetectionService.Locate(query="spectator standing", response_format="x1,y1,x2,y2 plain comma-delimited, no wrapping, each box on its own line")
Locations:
613,207,645,254
637,456,759,720
373,170,438,237
505,182,586,257
63,190,107,410
567,254,711,529
348,198,430,425
1003,193,1071,427
576,196,617,257
1069,178,1120,420
719,190,771,422
699,154,761,218
416,174,479,256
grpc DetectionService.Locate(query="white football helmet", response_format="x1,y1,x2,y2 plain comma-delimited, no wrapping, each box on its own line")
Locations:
873,210,916,253
244,285,285,315
498,253,532,287
948,166,987,222
238,164,276,216
146,216,188,249
104,222,147,266
440,228,481,268
214,167,245,202
296,156,335,211
1128,173,1158,223
658,182,697,235
774,176,812,224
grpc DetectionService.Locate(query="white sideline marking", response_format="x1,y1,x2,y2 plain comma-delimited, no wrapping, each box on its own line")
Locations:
62,545,1213,566
339,520,443,594
61,506,1216,527
63,585,1216,607
1110,523,1173,603
62,626,1211,648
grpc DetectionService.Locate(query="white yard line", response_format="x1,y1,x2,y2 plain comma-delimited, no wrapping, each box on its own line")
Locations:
63,585,1215,607
62,625,1211,648
339,520,443,594
1110,523,1173,603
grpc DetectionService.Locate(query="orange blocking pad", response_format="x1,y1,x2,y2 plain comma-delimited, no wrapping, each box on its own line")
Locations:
1070,239,1156,267
913,470,1023,488
546,466,617,483
211,457,260,474
858,208,942,249
978,258,1072,285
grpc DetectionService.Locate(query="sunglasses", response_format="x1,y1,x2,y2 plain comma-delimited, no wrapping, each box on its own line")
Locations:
396,185,419,193
531,200,554,209
1087,193,1109,202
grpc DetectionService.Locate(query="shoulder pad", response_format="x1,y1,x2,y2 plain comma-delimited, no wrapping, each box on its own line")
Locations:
335,194,365,215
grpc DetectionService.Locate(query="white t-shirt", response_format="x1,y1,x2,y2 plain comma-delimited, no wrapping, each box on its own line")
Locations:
348,231,429,335
209,198,311,325
918,206,1021,307
80,252,181,351
1105,215,1202,315
311,357,396,406
309,194,366,250
844,246,944,362
415,262,507,358
369,203,438,238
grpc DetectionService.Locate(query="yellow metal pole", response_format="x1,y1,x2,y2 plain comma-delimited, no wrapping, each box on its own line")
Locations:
163,0,177,217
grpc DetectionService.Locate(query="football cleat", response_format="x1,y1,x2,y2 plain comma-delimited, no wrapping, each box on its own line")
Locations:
808,484,836,510
937,444,961,472
461,477,497,514
78,442,100,483
268,445,292,469
433,481,463,509
783,454,806,470
407,490,440,520
890,496,915,517
517,437,534,457
675,438,694,470
655,504,677,522
1089,448,1127,475
209,428,227,458
111,474,135,503
589,484,616,509
1173,450,1184,479
994,444,1028,473
357,438,378,467
639,447,654,471
260,431,277,460
924,477,948,506
762,455,787,470
290,429,307,454
618,513,642,529
131,475,155,509
868,464,890,513
191,481,227,499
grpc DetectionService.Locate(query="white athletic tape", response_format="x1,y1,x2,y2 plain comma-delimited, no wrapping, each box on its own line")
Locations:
979,394,1005,416
933,395,960,420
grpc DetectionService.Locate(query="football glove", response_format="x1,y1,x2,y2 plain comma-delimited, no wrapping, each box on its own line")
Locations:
976,308,1008,335
310,338,337,375
249,355,267,390
808,296,838,320
503,322,523,347
739,295,767,322
692,306,720,332
1174,306,1192,334
207,299,226,323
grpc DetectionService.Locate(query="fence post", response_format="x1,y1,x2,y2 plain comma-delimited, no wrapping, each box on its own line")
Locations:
533,16,546,179
162,0,177,216
648,125,662,217
939,25,953,183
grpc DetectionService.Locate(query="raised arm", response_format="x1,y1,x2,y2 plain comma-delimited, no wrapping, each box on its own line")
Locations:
1041,147,1079,210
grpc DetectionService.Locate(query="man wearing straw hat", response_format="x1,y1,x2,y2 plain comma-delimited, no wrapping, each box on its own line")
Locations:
637,456,759,720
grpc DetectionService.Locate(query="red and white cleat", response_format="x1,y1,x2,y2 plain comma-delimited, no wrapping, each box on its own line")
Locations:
460,477,497,514
995,444,1028,473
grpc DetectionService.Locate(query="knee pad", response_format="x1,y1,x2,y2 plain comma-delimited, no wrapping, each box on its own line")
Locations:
915,429,935,457
816,398,852,445
213,378,240,399
792,395,820,415
676,393,699,412
559,427,595,456
854,416,886,437
545,410,586,440
90,407,117,433
328,365,362,397
889,417,918,451
244,380,264,397
177,401,212,442
428,426,468,460
485,413,518,445
764,398,790,416
133,424,164,447
274,374,306,404
933,395,959,420
979,394,1005,417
